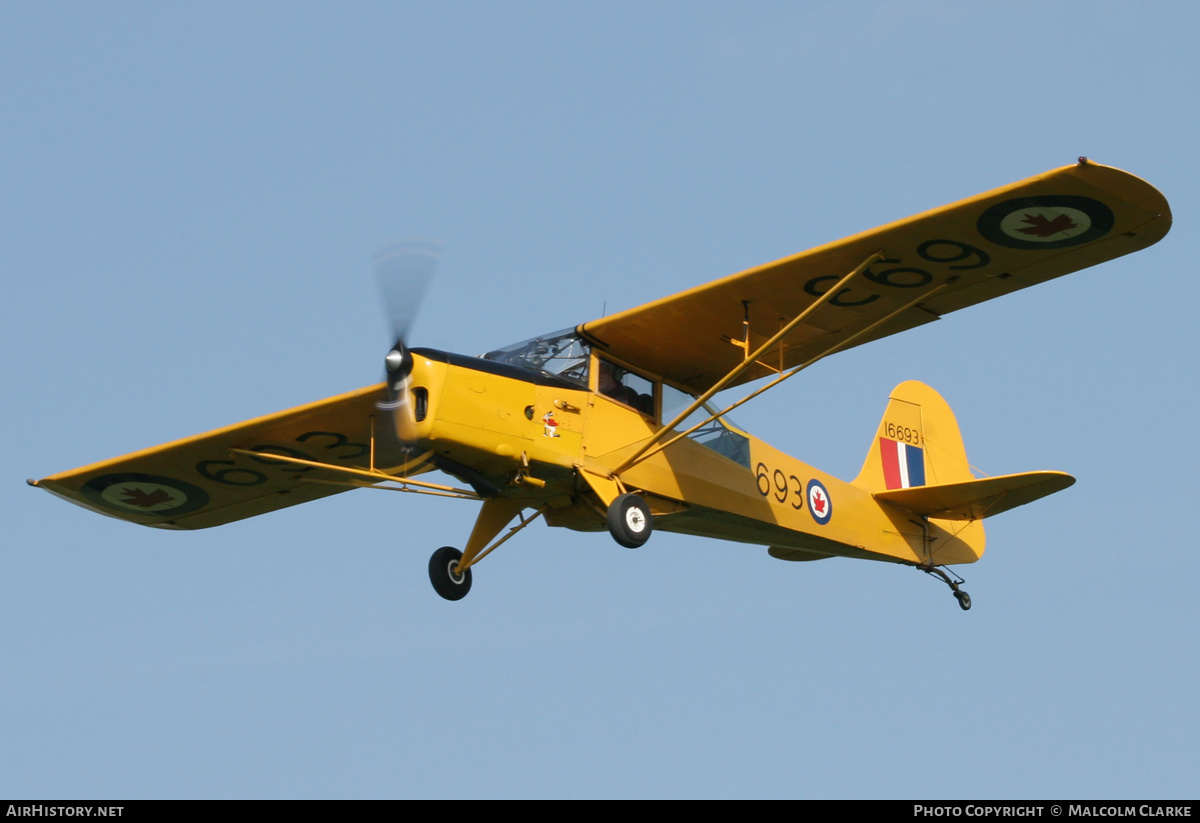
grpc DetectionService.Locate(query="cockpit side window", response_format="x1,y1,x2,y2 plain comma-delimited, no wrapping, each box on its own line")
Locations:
597,358,655,417
661,383,751,468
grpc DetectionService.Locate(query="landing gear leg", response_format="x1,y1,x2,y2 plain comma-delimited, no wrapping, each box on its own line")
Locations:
921,565,972,611
427,498,545,602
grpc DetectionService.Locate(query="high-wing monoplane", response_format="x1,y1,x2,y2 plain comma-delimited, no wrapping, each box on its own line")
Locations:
31,159,1170,610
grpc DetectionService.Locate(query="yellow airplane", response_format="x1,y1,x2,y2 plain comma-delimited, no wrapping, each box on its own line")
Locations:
30,158,1170,610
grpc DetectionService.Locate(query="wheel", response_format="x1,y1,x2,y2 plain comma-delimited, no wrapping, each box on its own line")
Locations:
607,493,652,548
954,590,971,611
429,546,472,601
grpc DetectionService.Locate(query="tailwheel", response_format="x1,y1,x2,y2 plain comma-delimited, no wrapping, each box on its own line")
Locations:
429,546,472,601
920,564,971,612
607,493,652,549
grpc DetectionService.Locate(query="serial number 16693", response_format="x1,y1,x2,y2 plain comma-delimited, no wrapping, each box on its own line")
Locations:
883,422,921,445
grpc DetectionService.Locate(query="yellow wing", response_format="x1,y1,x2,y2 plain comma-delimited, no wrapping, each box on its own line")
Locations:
31,384,430,530
579,161,1170,393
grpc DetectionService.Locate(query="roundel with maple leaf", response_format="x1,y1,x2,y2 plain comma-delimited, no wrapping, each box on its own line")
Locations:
81,472,209,518
977,195,1114,251
806,479,832,526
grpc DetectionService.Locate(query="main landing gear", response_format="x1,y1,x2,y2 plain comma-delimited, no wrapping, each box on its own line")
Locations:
607,493,652,548
922,565,972,611
427,498,546,602
426,492,655,601
429,546,471,601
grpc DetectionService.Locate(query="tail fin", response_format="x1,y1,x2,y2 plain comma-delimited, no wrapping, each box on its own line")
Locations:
853,380,974,493
854,381,984,565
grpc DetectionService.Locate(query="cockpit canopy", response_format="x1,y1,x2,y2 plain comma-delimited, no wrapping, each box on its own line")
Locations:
482,328,591,388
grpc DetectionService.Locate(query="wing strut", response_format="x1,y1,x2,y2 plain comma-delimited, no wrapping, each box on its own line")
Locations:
228,448,481,499
607,251,885,477
613,277,951,476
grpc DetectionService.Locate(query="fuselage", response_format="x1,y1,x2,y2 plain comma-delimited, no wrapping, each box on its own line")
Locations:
394,341,983,568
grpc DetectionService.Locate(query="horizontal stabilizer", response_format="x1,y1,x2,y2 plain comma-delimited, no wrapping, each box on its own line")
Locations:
873,471,1075,520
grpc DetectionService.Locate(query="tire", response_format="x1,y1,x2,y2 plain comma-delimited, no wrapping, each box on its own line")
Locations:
429,546,472,601
955,590,972,611
607,493,652,549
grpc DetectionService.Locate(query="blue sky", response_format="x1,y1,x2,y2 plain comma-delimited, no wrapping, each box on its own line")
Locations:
3,1,1197,798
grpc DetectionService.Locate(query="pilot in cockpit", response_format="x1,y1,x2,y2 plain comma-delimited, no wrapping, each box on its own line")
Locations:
598,359,654,416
